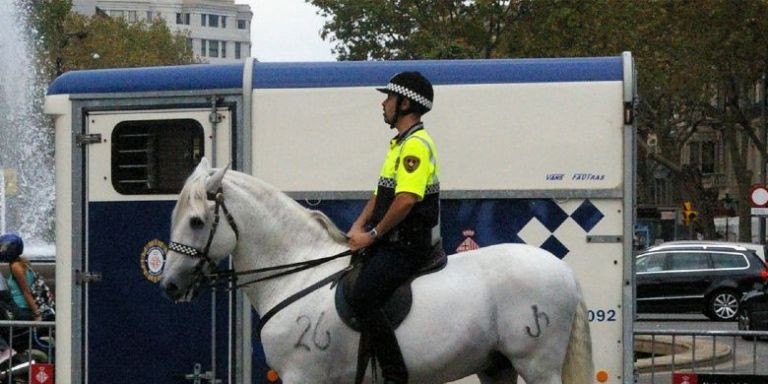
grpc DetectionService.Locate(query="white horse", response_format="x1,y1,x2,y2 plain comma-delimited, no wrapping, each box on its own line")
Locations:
160,159,593,384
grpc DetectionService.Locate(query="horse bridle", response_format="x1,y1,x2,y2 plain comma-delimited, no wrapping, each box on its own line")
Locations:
166,185,354,333
168,187,240,274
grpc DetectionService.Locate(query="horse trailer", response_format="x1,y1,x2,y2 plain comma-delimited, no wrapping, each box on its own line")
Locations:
44,54,636,383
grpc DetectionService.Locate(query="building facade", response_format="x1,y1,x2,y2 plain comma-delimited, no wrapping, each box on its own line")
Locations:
73,0,252,64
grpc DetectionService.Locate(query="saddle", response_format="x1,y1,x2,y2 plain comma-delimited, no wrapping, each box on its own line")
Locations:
334,242,448,331
334,242,448,384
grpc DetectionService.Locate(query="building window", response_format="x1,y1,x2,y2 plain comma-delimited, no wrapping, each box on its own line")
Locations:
689,141,718,174
146,11,152,21
222,16,227,29
209,40,219,58
177,12,190,25
237,20,247,29
109,10,124,18
235,42,241,59
201,13,206,26
200,39,207,57
127,10,138,22
185,13,190,24
111,119,204,195
186,38,193,52
209,14,219,28
221,41,227,58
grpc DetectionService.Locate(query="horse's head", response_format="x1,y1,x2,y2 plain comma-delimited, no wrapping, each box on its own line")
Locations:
160,158,238,302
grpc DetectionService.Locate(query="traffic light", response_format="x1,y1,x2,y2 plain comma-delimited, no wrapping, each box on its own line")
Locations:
682,201,698,226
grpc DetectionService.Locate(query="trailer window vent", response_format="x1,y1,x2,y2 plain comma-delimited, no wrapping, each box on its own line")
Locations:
111,119,204,195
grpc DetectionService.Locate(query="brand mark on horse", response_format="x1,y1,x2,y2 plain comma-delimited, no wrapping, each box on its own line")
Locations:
525,304,551,338
295,311,331,351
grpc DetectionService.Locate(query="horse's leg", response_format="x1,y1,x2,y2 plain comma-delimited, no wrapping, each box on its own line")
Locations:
477,367,518,384
477,352,518,384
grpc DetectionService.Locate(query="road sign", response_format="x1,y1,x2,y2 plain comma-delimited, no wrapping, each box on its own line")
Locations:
749,184,768,207
673,372,768,384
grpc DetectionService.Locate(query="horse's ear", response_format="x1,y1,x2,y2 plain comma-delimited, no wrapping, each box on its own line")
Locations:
195,157,211,175
205,163,230,193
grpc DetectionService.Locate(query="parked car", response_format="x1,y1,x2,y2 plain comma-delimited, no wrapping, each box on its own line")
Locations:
738,287,768,336
636,242,768,321
650,240,766,262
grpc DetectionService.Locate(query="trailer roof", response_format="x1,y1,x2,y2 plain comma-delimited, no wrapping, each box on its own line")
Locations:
47,57,623,95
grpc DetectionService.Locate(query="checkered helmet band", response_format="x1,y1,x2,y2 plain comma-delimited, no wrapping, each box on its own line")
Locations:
383,83,433,110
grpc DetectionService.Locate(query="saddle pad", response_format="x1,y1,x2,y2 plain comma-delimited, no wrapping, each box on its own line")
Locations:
334,268,412,332
334,245,448,332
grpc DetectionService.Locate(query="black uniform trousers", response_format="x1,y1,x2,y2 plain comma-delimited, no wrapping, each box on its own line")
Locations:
348,241,423,383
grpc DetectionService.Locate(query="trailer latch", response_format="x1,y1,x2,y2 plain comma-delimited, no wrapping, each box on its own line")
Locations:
184,363,221,384
75,133,102,147
586,235,623,243
75,270,102,285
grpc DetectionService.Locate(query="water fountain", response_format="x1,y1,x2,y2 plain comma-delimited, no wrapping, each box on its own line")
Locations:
0,2,56,257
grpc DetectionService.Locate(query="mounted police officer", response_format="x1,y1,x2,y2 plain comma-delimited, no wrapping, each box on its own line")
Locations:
347,71,440,384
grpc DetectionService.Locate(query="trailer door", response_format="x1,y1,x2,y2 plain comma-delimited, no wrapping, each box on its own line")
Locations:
83,108,232,383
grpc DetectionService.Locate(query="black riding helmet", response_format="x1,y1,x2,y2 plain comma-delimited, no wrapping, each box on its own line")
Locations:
377,71,434,127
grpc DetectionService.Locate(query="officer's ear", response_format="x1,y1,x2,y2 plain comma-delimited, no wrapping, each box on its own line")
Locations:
398,97,412,112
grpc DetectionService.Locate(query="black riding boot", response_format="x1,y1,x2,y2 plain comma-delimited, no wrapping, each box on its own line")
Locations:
360,308,408,383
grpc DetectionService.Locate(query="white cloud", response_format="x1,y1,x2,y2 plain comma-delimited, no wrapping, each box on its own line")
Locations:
236,0,336,62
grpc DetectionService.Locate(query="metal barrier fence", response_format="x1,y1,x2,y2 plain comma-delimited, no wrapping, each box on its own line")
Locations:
0,320,54,384
634,329,768,384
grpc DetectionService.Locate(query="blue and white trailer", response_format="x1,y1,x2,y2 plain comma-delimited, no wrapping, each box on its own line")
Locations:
44,54,636,384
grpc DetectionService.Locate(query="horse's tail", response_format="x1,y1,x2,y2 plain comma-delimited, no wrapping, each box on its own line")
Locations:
562,287,594,384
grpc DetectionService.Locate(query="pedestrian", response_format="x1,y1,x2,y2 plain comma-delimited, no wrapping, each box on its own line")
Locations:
346,71,440,384
0,234,41,321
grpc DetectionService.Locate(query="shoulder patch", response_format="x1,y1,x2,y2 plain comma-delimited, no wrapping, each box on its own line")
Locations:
403,156,420,173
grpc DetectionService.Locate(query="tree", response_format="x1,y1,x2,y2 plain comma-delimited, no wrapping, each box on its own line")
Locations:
23,1,198,80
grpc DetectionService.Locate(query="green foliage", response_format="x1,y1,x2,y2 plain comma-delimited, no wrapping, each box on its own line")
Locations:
24,1,198,79
59,14,199,72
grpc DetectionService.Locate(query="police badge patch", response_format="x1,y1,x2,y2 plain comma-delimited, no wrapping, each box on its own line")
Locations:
403,156,420,173
141,239,168,283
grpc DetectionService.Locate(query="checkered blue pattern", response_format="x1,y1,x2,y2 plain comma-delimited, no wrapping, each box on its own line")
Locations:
440,198,605,259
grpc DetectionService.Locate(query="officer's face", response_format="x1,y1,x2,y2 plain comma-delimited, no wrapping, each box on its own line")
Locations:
382,93,398,124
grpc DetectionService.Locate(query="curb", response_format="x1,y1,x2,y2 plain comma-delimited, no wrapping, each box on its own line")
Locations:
634,335,732,373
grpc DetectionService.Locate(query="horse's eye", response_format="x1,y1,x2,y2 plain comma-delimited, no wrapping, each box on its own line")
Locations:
190,217,205,229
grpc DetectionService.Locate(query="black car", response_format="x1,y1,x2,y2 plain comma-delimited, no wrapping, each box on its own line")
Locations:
738,287,768,335
636,243,768,321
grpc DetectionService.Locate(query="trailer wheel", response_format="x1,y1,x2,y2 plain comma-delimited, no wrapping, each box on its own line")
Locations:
706,289,739,321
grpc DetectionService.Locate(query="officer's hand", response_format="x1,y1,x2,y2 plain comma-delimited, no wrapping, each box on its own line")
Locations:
348,231,374,251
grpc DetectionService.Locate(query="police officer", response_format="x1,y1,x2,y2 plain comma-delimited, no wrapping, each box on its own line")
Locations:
347,71,440,384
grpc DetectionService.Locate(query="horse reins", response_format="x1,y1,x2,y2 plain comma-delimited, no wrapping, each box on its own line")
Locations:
167,186,355,332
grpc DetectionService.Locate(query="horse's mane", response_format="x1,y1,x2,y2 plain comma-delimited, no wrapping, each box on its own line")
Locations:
174,168,209,224
179,166,348,246
307,210,348,245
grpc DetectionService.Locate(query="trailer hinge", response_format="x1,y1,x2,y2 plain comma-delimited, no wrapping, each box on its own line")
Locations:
184,363,221,384
208,95,224,124
75,270,103,285
586,235,623,243
75,133,102,147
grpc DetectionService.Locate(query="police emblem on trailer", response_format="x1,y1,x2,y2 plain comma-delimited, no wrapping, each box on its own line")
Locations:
141,239,167,283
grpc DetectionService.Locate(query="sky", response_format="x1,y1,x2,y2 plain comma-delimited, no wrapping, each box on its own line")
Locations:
236,0,337,62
